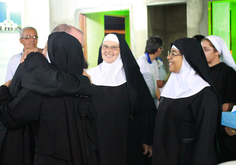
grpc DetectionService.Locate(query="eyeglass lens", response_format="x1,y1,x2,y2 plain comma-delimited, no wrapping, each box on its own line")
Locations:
22,35,38,39
102,45,119,51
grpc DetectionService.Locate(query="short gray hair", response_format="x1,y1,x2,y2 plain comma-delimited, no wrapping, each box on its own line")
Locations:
52,23,84,35
20,26,38,39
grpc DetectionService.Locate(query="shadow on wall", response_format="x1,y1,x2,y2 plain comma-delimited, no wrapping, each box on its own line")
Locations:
147,3,187,73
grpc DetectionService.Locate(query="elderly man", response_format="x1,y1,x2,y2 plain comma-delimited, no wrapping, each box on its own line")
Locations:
5,27,42,82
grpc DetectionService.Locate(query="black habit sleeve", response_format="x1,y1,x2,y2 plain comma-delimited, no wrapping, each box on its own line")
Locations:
191,87,218,164
12,52,93,97
0,85,42,129
134,110,154,145
222,66,236,104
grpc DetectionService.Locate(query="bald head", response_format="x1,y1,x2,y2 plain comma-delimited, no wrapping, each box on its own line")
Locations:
52,24,71,33
52,24,84,47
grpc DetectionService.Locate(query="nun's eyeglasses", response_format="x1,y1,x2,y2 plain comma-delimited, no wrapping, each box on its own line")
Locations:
203,48,214,52
101,45,120,51
168,51,182,57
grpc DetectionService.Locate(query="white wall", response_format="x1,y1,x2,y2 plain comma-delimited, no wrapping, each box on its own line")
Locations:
0,0,222,84
0,32,22,84
49,0,77,29
129,2,148,57
23,0,50,48
49,0,149,60
0,0,50,84
48,0,213,62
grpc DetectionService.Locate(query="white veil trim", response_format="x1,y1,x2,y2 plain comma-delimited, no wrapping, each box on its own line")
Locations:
87,34,126,87
161,51,210,99
206,35,236,71
87,54,126,86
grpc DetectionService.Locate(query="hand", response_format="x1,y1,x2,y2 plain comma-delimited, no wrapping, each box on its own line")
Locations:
83,70,91,84
20,48,42,63
3,80,11,87
225,127,236,136
142,143,153,157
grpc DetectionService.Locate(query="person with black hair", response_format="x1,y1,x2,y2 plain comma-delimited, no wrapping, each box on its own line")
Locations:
152,38,221,165
192,34,205,43
137,36,164,108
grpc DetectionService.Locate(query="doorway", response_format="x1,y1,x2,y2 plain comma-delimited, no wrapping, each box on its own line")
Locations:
147,3,187,72
105,15,125,37
79,10,129,69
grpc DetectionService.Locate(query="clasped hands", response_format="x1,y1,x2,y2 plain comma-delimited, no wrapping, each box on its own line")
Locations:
20,48,43,63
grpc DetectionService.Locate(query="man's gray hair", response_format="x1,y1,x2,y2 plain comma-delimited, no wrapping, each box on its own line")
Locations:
52,23,84,35
20,26,38,39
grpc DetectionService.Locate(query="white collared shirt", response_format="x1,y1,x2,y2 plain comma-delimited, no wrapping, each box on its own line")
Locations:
5,51,23,82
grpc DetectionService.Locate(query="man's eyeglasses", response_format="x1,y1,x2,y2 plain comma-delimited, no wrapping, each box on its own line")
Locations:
101,45,120,51
168,51,182,57
21,35,38,40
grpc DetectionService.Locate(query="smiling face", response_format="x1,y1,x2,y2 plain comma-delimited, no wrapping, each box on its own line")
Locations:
167,48,183,73
101,40,120,63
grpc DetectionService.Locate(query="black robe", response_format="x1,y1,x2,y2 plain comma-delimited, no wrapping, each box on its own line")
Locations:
152,87,218,165
92,33,156,165
0,86,98,165
93,84,130,165
210,62,236,163
152,38,221,165
0,32,99,165
0,86,38,165
0,53,94,165
92,83,153,165
210,62,236,104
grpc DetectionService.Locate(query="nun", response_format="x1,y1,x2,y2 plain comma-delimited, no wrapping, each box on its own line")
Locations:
87,33,156,165
0,32,99,165
202,35,236,163
152,38,221,165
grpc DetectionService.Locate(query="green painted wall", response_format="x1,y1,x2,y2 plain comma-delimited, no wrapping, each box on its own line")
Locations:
125,14,130,47
86,12,104,69
209,1,236,61
212,2,230,48
231,2,236,60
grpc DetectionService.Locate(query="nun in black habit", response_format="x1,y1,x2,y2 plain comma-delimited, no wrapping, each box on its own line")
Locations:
202,35,236,163
87,33,156,165
152,38,221,165
0,32,99,165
